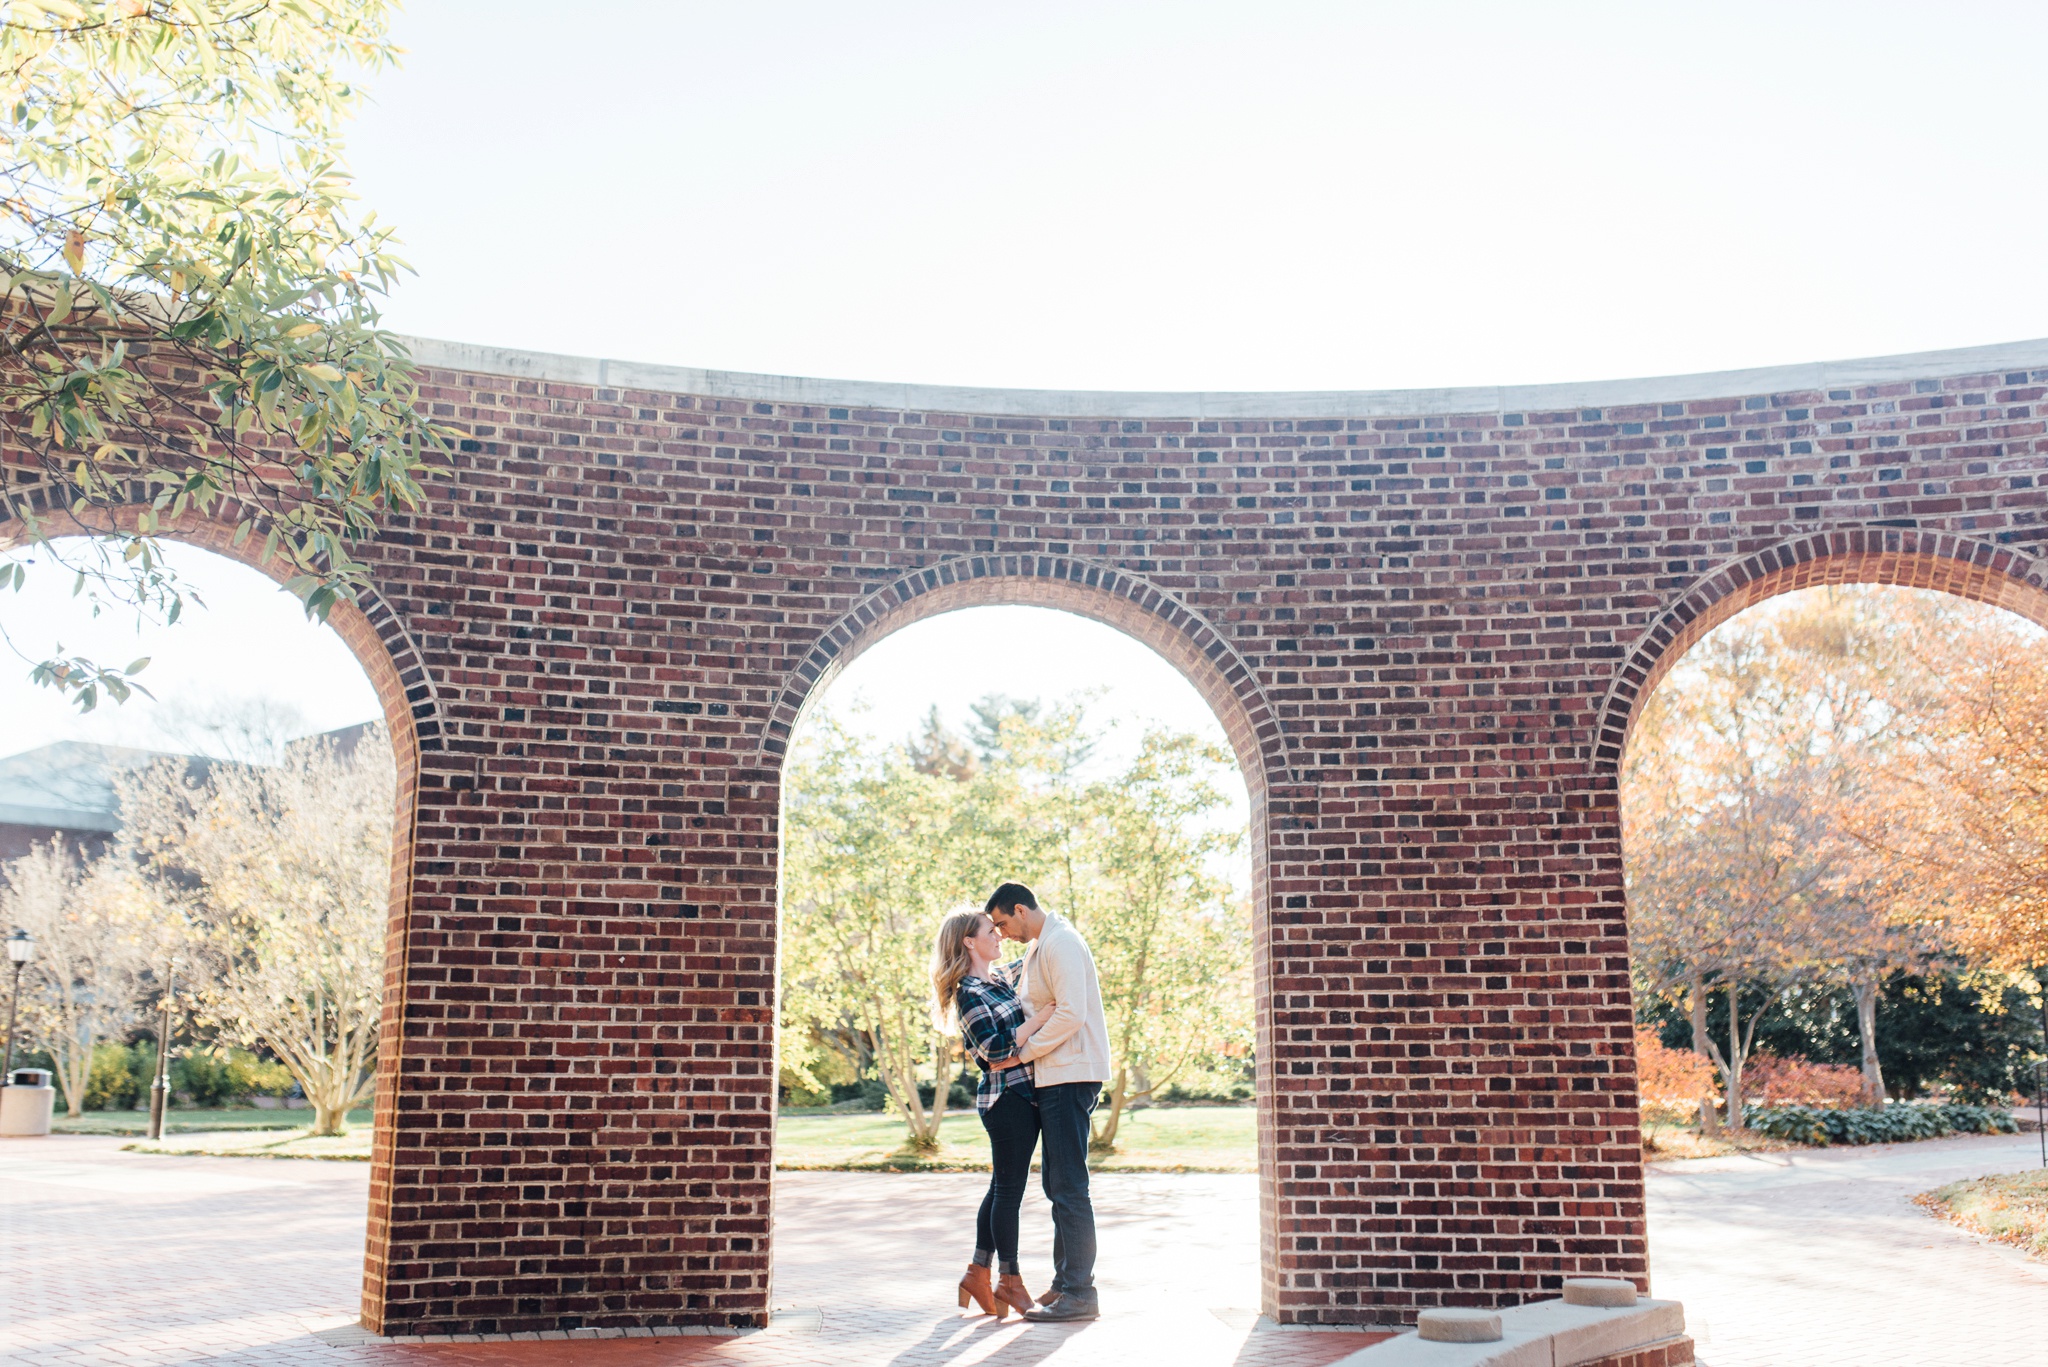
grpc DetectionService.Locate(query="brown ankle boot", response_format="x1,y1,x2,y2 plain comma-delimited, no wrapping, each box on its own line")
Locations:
993,1272,1035,1319
957,1263,996,1315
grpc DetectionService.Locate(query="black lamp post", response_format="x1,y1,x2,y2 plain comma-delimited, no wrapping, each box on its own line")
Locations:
2035,1059,2045,1172
148,962,176,1142
3,929,32,1085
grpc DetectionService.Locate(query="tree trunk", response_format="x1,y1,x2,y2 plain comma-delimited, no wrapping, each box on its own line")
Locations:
883,1041,939,1152
54,1022,93,1120
1687,973,1718,1068
1851,978,1888,1107
1687,975,1724,1136
309,1098,349,1137
926,1036,949,1136
1722,981,1745,1131
1091,1064,1127,1153
2034,967,2048,1080
1127,1059,1153,1111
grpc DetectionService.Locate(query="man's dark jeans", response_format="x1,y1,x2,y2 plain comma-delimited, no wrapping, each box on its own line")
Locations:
1035,1081,1101,1301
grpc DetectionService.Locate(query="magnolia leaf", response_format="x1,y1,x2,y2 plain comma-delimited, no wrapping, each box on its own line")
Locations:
285,321,323,338
23,0,89,21
303,363,345,383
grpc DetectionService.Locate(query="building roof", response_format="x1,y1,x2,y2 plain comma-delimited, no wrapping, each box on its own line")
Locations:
0,741,197,833
0,724,372,836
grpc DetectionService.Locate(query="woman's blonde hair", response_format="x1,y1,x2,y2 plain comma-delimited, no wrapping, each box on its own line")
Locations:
930,907,990,1033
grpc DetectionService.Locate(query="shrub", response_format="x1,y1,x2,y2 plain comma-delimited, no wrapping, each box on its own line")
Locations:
171,1048,294,1107
1742,1052,1864,1108
82,1042,147,1111
829,1079,888,1111
1158,1080,1255,1104
916,1078,976,1110
1635,1029,1719,1105
1746,1102,2018,1145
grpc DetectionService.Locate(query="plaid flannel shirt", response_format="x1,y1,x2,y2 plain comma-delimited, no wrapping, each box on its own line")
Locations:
956,959,1034,1115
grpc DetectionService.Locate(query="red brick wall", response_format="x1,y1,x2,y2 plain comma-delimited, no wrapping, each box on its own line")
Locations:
1577,1335,1695,1367
11,349,2046,1334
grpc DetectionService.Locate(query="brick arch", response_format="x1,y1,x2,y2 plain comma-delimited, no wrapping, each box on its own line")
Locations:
1592,525,2048,770
0,509,440,1330
0,516,447,758
761,553,1292,797
756,551,1299,1323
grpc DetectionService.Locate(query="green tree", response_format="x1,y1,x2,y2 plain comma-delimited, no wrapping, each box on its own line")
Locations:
779,699,1252,1154
1,0,447,707
1062,730,1247,1150
779,714,996,1151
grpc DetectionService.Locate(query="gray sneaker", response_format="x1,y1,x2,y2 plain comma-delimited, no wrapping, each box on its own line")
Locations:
1022,1292,1100,1323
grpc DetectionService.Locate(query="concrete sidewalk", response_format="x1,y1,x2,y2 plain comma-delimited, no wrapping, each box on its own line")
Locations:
1647,1131,2048,1367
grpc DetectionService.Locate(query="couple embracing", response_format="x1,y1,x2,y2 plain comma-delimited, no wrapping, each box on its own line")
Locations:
930,881,1109,1324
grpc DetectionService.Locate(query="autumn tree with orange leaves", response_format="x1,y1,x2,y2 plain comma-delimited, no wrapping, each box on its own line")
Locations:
1624,588,1969,1121
1846,601,2048,1051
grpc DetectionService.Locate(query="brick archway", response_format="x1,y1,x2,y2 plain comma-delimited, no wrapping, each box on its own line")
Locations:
758,551,1299,1315
0,512,439,1328
1591,525,2048,770
761,552,1290,794
19,331,2048,1335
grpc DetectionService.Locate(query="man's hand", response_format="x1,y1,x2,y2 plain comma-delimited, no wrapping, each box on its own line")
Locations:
1016,1006,1050,1043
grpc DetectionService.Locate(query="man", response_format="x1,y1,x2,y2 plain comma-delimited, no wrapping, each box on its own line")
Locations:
984,880,1110,1323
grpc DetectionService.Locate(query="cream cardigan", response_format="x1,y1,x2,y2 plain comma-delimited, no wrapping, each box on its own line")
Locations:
1016,911,1112,1086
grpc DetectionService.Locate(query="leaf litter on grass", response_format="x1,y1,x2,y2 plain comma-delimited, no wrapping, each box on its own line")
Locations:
1917,1169,2048,1259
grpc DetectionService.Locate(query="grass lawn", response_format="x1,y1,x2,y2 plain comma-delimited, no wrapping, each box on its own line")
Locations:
126,1127,376,1161
1918,1169,2048,1259
54,1108,371,1136
90,1105,1256,1170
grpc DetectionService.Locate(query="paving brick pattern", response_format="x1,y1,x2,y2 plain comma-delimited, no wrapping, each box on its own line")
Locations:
1647,1131,2048,1367
10,345,2048,1331
0,1138,1380,1366
9,1134,2046,1365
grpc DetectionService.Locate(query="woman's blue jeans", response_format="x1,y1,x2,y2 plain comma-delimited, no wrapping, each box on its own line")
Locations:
974,1087,1039,1274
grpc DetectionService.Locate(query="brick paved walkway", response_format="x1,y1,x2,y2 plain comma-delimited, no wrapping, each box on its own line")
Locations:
0,1137,1379,1366
10,1131,2044,1366
1647,1131,2048,1367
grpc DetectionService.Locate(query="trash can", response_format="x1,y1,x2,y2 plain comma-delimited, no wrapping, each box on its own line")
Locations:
0,1068,56,1136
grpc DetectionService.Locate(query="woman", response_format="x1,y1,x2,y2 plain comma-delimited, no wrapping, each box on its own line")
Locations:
931,907,1047,1319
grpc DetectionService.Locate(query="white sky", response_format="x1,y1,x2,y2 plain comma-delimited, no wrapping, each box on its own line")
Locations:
0,541,380,761
804,603,1247,778
351,1,2048,393
11,3,2048,760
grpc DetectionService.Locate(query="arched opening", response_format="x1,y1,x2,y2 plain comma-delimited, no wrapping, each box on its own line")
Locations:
0,527,428,1339
1597,529,2048,767
1611,536,2048,1364
762,562,1290,1332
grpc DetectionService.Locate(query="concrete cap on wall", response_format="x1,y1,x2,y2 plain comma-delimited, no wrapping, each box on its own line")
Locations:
1419,1309,1505,1343
1562,1279,1640,1308
403,334,2048,421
